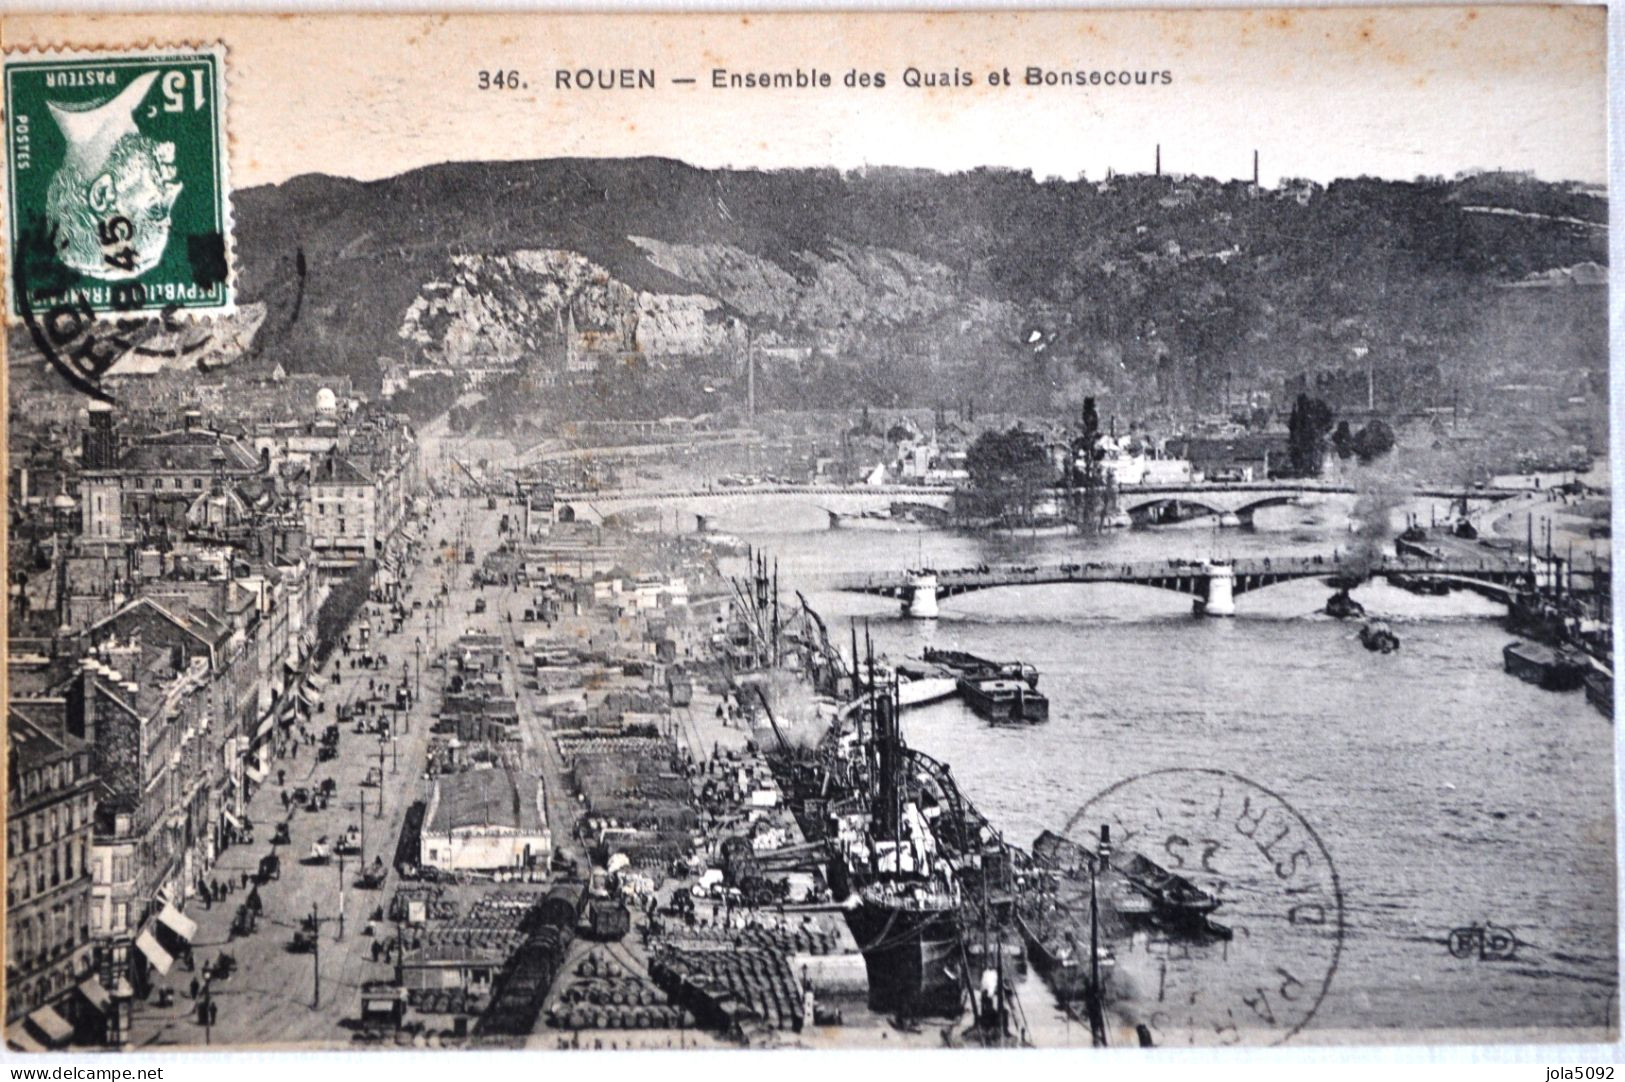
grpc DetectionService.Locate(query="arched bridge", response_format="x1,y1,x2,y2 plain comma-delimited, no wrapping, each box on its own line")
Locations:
553,480,1529,527
1114,483,1524,524
832,553,1534,618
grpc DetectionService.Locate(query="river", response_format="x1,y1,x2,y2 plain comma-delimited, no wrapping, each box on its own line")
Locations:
708,500,1617,1046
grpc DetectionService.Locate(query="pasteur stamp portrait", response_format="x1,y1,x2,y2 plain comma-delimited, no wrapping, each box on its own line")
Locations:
5,45,231,321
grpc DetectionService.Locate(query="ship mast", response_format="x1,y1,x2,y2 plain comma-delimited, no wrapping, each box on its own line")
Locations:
1087,846,1108,1047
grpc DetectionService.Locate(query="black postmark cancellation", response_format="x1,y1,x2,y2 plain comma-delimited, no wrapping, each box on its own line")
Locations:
13,216,235,403
1063,768,1344,1047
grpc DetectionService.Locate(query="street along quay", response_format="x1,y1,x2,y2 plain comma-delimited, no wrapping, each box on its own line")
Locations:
119,494,881,1051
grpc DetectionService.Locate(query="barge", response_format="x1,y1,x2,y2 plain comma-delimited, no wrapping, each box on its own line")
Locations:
957,675,1049,723
1503,640,1588,691
922,647,1039,689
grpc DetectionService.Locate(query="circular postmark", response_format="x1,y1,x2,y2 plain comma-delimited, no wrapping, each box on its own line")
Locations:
13,218,226,404
1063,768,1344,1047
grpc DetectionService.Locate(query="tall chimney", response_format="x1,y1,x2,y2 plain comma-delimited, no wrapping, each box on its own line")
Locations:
84,403,117,470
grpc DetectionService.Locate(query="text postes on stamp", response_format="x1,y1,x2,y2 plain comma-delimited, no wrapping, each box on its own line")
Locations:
4,45,232,322
1065,768,1344,1047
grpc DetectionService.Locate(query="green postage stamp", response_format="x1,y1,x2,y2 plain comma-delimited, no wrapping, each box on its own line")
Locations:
4,45,232,320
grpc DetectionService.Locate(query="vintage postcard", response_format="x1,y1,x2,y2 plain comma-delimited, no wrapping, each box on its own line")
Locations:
0,7,1614,1058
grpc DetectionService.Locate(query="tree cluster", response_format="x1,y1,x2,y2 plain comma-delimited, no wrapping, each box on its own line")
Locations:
1291,394,1398,476
954,425,1055,523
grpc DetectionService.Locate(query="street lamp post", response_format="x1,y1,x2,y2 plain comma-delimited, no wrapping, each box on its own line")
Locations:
347,793,366,857
311,901,321,1008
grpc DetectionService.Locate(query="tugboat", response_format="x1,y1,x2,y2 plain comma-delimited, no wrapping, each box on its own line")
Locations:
1359,620,1401,653
1503,640,1588,691
1325,589,1366,619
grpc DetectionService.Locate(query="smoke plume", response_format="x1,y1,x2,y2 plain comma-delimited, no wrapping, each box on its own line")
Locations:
1343,472,1406,582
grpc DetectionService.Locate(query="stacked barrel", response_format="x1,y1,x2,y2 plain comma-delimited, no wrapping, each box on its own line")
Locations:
543,948,689,1031
648,946,805,1033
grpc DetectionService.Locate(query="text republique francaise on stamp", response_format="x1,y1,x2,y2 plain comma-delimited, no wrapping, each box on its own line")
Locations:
4,45,233,331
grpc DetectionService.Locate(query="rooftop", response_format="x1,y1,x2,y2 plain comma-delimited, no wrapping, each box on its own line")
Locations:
312,453,374,486
8,702,84,773
425,768,544,835
117,429,262,474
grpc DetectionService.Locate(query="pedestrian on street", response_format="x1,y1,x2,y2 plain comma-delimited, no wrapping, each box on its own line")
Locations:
190,976,199,1000
278,768,286,787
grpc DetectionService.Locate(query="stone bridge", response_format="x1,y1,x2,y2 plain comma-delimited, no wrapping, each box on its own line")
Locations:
554,481,1527,528
831,553,1534,618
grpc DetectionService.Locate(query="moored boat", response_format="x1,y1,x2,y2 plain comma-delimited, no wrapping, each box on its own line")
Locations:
1013,906,1110,1003
1116,852,1223,922
922,647,1039,689
957,675,1049,723
1585,669,1613,719
1394,574,1452,596
844,885,965,1017
1503,640,1588,691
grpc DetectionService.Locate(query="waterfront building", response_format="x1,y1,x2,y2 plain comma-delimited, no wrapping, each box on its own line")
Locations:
6,392,392,1046
419,768,551,874
67,637,211,998
307,450,380,571
303,413,420,575
6,705,97,1050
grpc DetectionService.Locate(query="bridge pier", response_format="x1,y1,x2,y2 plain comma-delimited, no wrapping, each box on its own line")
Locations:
903,572,940,619
1195,563,1237,617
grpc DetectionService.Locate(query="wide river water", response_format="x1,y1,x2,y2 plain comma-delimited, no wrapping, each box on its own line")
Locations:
706,497,1617,1047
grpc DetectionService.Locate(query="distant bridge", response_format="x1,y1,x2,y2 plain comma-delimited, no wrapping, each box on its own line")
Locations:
832,553,1534,617
554,480,1529,526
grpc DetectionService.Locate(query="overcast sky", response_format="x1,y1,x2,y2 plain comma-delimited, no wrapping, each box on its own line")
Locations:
6,8,1609,189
